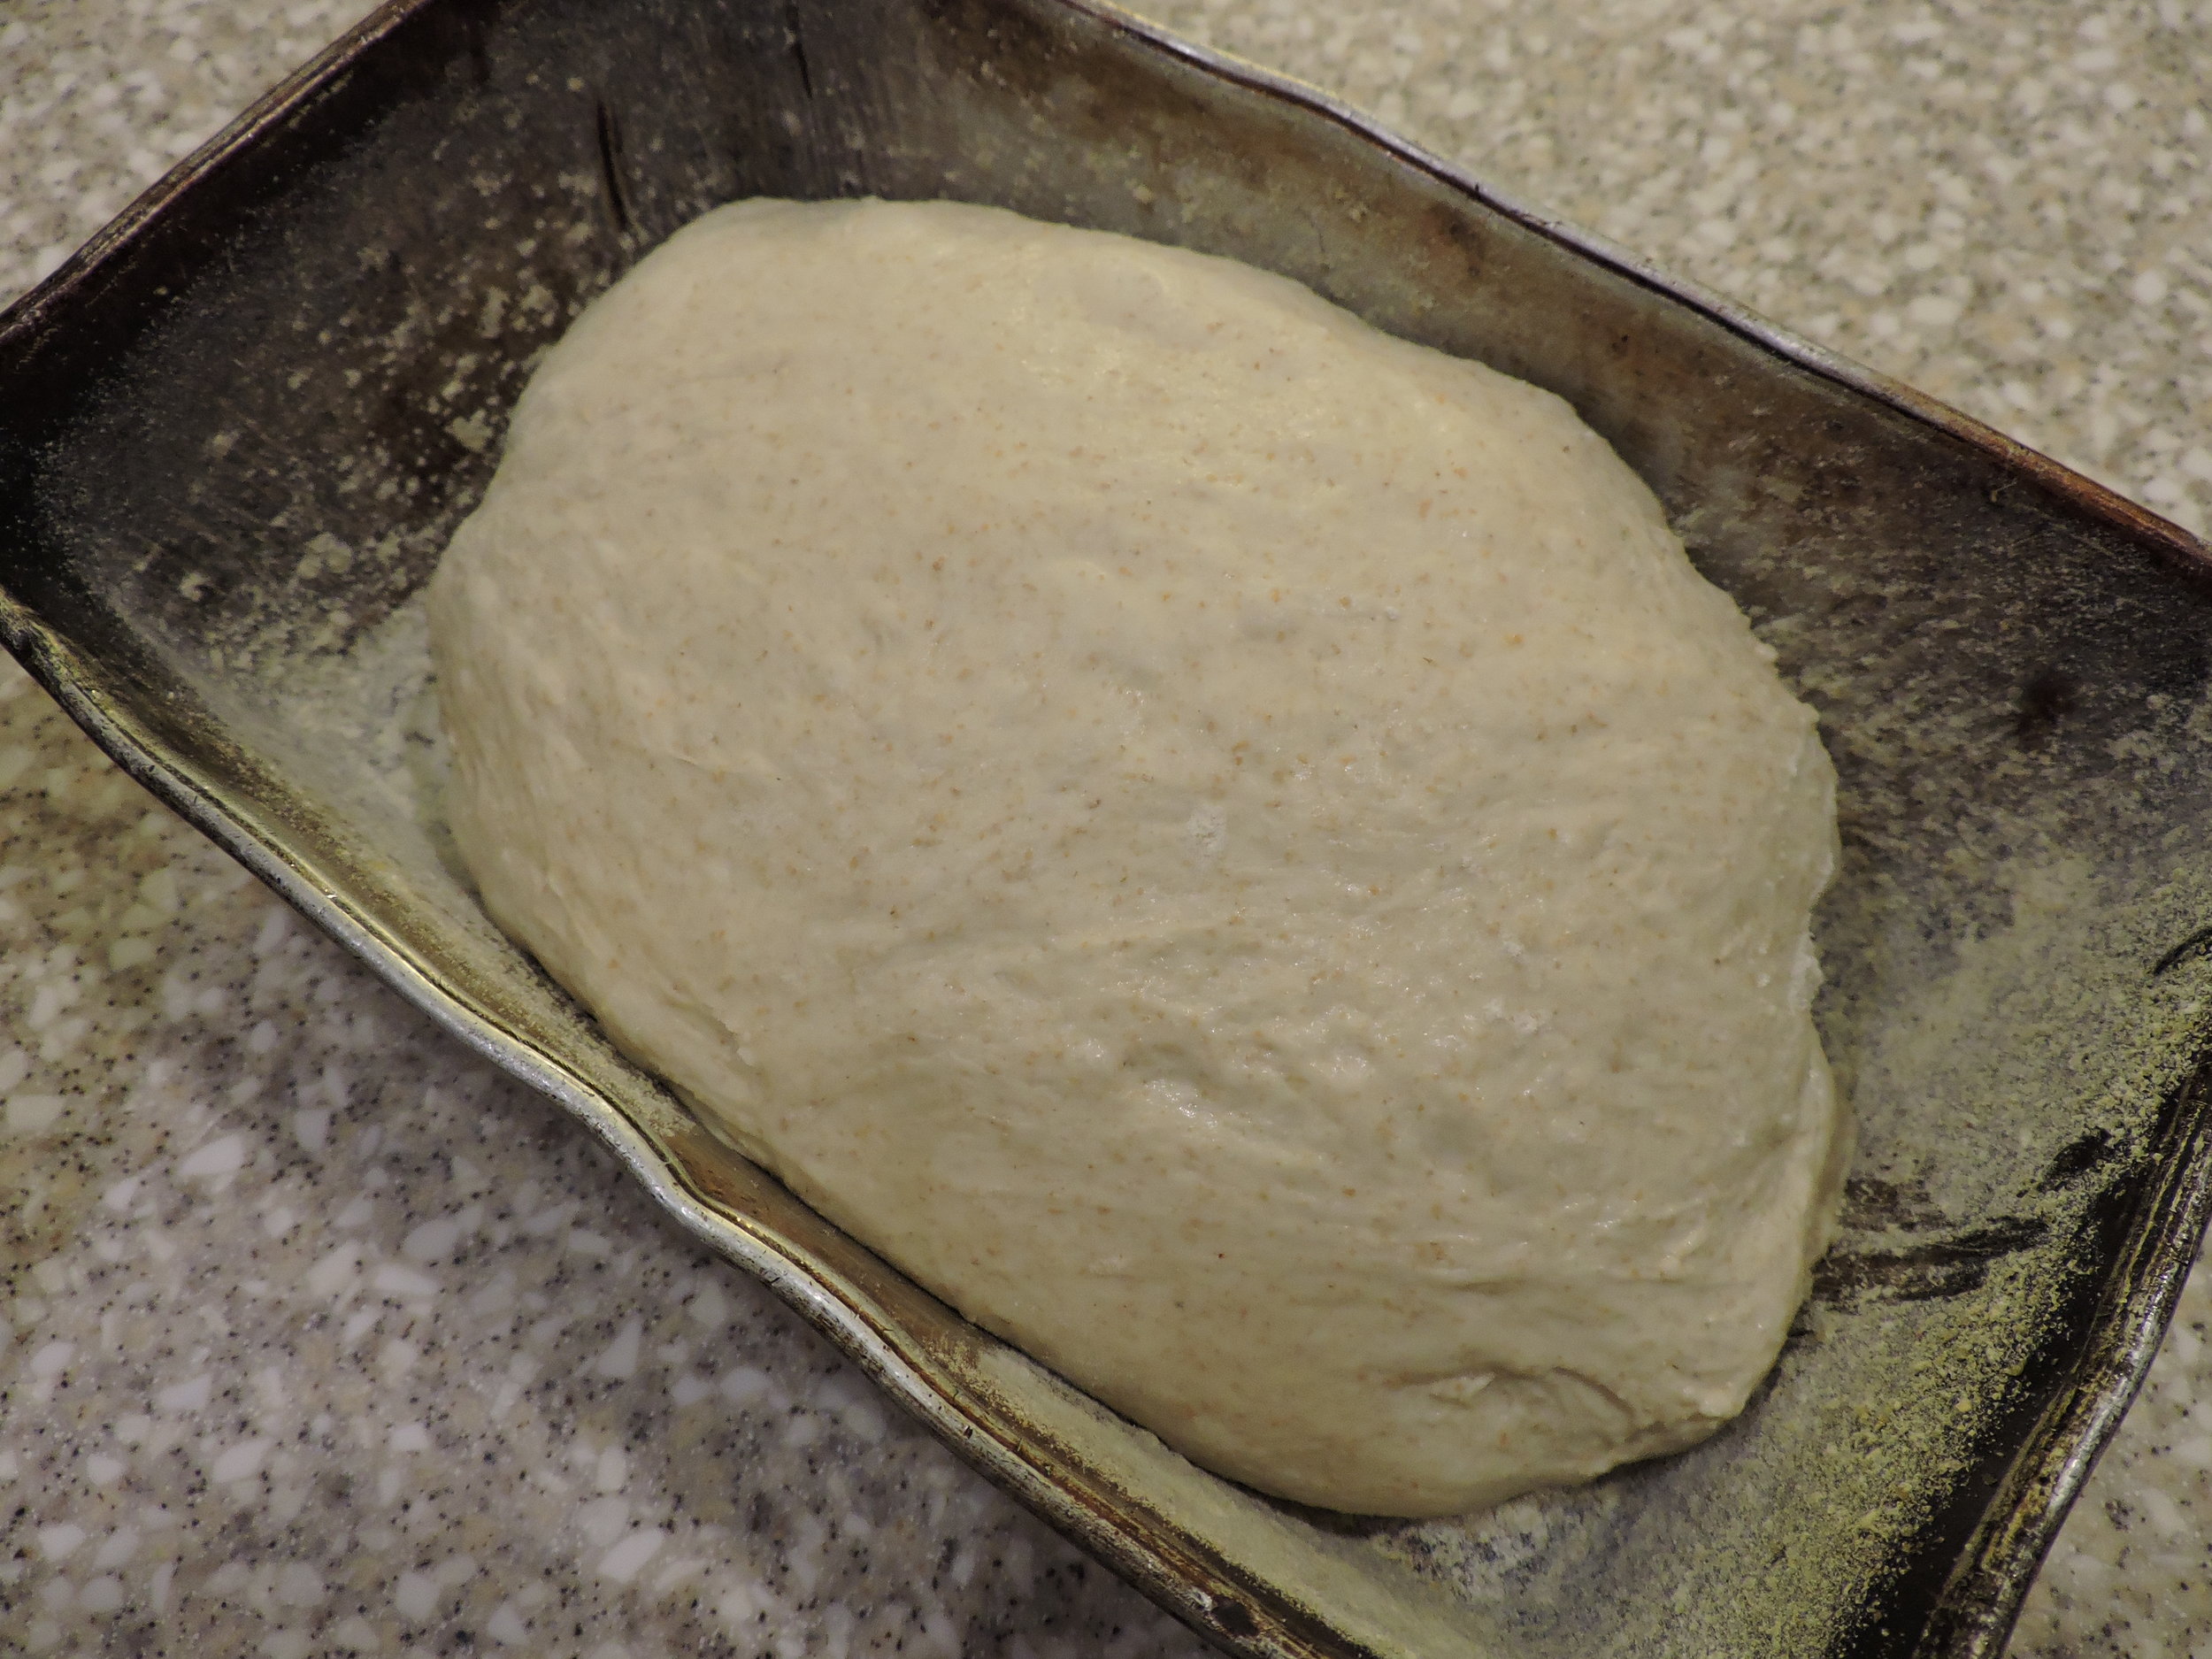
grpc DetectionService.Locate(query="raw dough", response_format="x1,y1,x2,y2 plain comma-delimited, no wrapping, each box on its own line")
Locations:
427,198,1846,1517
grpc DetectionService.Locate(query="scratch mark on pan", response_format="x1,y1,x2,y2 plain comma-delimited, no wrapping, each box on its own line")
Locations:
595,99,634,238
784,0,815,100
464,10,491,88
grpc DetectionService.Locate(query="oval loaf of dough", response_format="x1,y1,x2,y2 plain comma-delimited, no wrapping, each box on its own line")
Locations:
428,197,1847,1517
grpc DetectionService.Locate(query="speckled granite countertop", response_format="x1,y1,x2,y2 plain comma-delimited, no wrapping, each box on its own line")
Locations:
3,2,2208,1655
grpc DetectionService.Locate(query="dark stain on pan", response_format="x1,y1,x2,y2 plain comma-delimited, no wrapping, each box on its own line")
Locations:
1814,1215,2052,1308
2009,666,2078,747
2041,1128,2118,1192
415,3,495,93
1210,1597,1259,1640
1840,1174,1949,1232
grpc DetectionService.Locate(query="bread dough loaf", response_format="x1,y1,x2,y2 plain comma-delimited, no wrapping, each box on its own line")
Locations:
427,198,1846,1517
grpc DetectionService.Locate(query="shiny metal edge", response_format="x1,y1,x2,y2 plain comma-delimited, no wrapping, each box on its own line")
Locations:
2,2,2208,1654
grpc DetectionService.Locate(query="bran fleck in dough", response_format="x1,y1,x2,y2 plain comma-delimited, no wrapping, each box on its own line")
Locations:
427,197,1847,1517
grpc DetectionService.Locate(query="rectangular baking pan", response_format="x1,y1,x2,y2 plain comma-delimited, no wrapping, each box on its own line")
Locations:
4,1,2212,1653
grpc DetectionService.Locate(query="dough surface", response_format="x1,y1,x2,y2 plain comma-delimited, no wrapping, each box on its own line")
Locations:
427,198,1846,1517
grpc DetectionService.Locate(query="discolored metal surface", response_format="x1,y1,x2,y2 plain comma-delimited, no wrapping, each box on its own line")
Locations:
4,0,2212,1654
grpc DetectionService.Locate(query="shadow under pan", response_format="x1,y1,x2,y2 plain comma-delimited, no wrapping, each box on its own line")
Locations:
4,1,2212,1655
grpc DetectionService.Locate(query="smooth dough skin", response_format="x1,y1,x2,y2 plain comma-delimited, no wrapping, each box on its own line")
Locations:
428,198,1847,1517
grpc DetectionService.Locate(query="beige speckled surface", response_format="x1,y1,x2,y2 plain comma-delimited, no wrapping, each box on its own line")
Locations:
2,1,2208,1655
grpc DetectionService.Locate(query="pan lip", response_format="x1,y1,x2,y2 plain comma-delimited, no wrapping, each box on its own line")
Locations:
4,0,2210,1655
1063,0,2210,579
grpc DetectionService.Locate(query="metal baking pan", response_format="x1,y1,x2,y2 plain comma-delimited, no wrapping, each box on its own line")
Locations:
4,0,2211,1652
